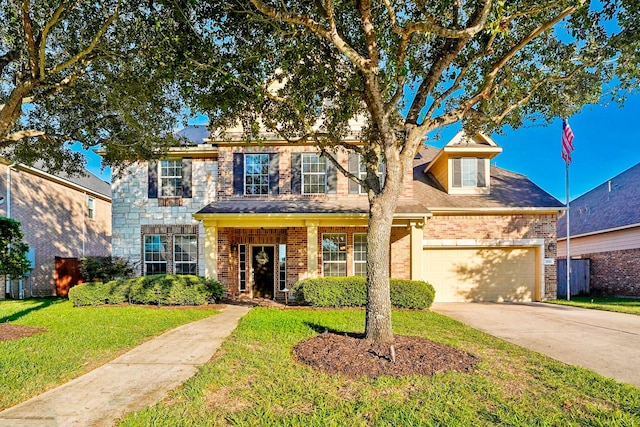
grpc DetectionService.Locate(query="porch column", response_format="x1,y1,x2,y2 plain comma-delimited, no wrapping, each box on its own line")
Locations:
410,221,424,280
306,220,319,278
203,220,218,279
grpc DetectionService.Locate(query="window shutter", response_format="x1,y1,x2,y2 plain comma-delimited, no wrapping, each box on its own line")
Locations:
182,158,192,198
291,153,301,194
348,153,360,194
233,153,244,195
477,158,486,187
326,153,337,194
452,158,461,187
148,160,158,198
269,153,279,194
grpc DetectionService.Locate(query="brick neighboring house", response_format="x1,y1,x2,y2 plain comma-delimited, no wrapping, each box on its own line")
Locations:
0,161,111,298
558,162,640,296
111,127,564,302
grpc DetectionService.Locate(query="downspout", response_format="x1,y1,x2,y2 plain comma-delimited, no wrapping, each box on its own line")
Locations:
82,191,86,257
5,163,17,298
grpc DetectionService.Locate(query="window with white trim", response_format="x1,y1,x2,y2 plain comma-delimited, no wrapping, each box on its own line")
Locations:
160,160,182,197
174,235,197,275
322,233,346,276
353,233,367,276
452,157,486,189
302,153,327,194
238,244,247,291
87,197,95,219
245,154,270,195
278,244,287,291
358,155,386,194
144,235,168,275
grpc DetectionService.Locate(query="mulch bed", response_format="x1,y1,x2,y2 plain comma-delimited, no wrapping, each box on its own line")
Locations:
0,324,47,342
293,332,478,378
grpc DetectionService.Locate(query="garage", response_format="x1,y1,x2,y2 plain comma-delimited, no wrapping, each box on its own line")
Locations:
423,246,540,302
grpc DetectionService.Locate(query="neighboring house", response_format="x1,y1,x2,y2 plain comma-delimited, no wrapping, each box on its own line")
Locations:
557,162,640,296
111,127,564,302
0,161,111,298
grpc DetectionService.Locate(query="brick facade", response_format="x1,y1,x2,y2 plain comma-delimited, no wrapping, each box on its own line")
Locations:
425,213,559,299
0,163,111,297
574,249,640,296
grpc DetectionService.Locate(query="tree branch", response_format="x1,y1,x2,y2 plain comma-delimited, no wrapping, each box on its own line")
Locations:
39,1,66,80
21,0,39,80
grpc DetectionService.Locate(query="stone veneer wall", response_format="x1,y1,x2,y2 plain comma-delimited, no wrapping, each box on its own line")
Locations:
425,213,559,299
111,158,217,276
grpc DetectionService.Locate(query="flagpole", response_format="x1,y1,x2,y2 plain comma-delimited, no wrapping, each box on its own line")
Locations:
566,159,571,301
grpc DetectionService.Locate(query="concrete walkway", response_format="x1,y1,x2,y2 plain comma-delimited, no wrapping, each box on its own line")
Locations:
432,302,640,387
0,304,252,427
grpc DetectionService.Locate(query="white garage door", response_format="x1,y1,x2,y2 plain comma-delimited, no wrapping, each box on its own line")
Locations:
423,247,538,302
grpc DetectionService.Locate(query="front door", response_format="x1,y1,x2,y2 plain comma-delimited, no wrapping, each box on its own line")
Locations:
252,246,274,299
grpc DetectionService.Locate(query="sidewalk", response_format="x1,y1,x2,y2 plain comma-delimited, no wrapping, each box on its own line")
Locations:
0,304,252,427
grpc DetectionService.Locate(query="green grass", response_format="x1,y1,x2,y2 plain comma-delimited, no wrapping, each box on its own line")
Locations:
547,296,640,315
0,298,218,410
118,308,640,426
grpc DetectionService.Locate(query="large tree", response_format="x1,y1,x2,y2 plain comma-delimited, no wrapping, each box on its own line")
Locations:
180,0,638,343
0,0,200,174
0,217,30,280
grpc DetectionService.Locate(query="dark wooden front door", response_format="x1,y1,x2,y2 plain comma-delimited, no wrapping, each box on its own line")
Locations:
252,246,274,299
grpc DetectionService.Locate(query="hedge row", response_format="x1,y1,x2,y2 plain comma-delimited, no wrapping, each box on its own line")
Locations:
291,276,435,309
68,275,225,307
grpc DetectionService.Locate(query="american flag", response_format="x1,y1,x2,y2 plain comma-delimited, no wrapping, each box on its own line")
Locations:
561,119,575,164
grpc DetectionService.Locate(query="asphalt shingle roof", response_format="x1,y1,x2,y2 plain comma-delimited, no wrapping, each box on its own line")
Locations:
558,162,640,238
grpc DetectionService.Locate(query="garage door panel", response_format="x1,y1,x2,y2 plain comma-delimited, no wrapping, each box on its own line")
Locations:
423,247,537,302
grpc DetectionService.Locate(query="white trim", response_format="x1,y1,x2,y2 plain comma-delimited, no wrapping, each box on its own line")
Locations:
301,153,327,195
429,207,565,214
557,222,640,241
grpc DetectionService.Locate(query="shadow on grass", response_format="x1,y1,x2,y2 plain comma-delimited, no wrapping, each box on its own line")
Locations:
0,298,65,323
303,322,365,339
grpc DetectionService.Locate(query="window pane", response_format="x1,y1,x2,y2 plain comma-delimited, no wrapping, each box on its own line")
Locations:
245,154,270,195
461,158,477,187
322,233,346,277
353,233,367,277
144,235,167,276
159,160,182,197
174,235,197,275
302,153,326,194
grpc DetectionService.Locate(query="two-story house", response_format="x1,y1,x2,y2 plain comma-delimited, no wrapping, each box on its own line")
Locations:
0,160,111,298
111,127,564,302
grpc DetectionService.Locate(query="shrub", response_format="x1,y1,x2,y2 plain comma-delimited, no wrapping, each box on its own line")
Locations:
292,276,435,309
69,275,225,307
79,256,136,282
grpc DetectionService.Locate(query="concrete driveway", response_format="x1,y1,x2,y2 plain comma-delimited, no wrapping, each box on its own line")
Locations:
431,302,640,387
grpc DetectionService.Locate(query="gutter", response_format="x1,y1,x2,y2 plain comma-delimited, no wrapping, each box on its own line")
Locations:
557,221,640,241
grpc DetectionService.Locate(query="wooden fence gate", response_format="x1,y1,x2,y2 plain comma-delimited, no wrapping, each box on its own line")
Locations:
54,257,84,297
557,258,590,298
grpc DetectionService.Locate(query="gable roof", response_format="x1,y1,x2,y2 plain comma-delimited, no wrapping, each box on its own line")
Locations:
558,162,640,238
174,125,210,144
413,145,564,211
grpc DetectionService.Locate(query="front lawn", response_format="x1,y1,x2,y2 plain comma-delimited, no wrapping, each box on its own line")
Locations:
0,298,218,410
118,308,639,426
547,296,640,315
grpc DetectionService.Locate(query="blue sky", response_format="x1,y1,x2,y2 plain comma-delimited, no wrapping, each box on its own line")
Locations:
84,92,640,203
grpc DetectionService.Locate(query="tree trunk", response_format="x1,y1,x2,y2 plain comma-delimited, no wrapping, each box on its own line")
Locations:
364,148,406,343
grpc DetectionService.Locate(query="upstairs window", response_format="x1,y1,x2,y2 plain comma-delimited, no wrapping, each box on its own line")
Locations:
148,158,192,199
245,154,270,195
87,197,95,219
302,153,327,194
351,154,386,194
452,158,486,188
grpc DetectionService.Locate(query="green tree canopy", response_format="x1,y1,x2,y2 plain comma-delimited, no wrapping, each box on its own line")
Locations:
0,217,30,280
0,0,203,174
176,0,638,342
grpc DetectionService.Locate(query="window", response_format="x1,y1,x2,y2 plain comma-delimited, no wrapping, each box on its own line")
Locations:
144,235,167,275
238,244,247,292
87,197,95,219
160,160,182,197
358,155,386,194
322,233,347,276
353,233,367,276
452,158,486,188
245,154,270,195
174,235,197,275
302,153,327,194
278,244,287,291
